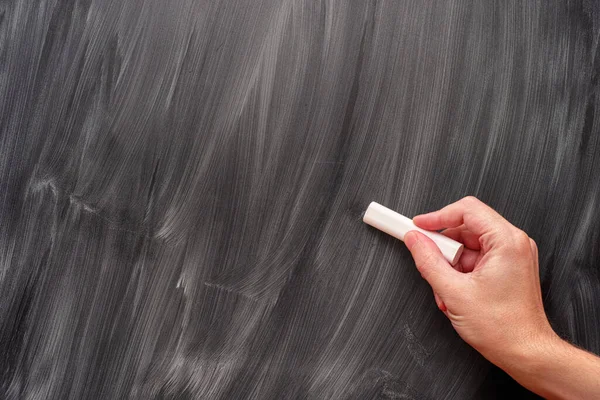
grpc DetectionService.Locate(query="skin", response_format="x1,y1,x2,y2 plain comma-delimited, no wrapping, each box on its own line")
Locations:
403,196,600,400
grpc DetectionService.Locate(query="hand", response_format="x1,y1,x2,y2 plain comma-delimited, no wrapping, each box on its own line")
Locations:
403,196,555,370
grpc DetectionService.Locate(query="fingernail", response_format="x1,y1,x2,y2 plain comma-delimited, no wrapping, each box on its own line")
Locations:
439,301,447,312
404,231,419,249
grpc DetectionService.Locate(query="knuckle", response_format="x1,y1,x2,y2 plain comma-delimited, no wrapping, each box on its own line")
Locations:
416,251,437,275
513,230,531,249
529,238,537,250
439,213,452,226
478,235,486,249
462,196,479,205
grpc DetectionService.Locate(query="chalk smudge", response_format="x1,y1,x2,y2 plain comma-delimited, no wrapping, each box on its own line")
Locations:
1,0,599,399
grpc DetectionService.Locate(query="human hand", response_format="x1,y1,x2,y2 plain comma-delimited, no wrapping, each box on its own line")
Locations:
403,196,556,370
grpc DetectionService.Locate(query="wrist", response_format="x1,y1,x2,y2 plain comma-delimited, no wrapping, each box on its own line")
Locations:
491,323,559,378
499,324,600,399
500,327,568,396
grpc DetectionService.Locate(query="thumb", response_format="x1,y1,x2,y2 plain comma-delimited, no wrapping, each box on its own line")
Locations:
404,231,463,297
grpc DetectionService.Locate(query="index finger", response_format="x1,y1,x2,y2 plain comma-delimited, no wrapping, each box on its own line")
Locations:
412,196,506,236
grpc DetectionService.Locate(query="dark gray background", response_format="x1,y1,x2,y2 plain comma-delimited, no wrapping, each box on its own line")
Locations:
1,0,599,398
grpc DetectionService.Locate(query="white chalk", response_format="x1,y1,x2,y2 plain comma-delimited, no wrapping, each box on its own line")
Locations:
363,202,464,266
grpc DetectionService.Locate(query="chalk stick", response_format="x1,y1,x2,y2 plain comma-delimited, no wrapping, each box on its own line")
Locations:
363,201,464,266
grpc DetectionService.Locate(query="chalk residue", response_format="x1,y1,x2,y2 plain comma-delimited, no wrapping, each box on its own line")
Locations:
0,0,599,399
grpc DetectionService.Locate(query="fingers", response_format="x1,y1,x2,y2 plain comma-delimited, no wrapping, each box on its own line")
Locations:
441,226,480,272
413,196,505,236
441,226,481,250
404,231,464,297
455,248,480,273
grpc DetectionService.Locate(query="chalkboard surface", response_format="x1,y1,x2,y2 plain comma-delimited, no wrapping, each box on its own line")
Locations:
1,1,599,399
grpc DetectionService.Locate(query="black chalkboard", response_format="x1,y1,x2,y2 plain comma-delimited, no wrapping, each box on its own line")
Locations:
1,1,598,398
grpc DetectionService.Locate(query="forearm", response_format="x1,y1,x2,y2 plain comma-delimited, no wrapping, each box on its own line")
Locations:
503,332,600,399
404,197,600,397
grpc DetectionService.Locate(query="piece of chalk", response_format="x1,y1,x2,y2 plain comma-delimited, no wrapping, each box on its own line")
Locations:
363,201,464,266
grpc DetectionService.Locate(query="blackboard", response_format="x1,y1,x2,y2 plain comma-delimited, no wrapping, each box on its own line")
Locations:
1,1,599,398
